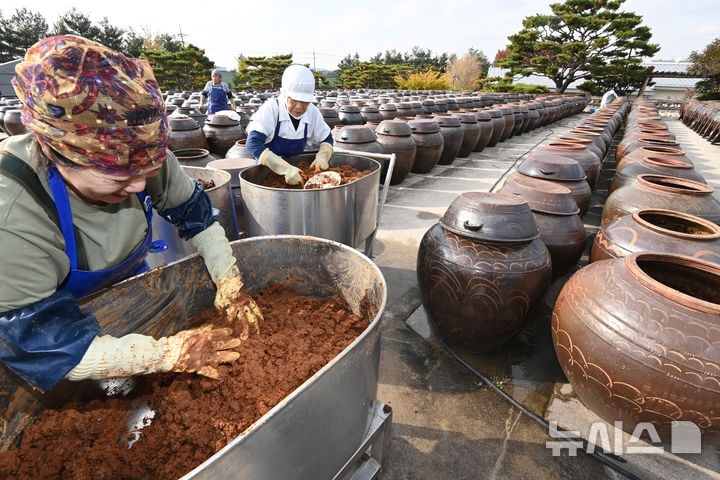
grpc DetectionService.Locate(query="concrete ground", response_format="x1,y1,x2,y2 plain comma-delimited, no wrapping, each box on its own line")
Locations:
370,113,720,480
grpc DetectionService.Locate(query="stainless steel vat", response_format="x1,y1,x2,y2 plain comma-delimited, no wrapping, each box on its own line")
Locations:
240,152,394,256
0,236,389,479
146,166,239,269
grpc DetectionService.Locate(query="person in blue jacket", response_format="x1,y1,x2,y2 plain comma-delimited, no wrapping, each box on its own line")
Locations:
199,69,235,114
245,65,333,185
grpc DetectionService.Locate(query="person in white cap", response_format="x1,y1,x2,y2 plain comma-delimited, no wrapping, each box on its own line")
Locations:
199,69,234,114
245,65,333,185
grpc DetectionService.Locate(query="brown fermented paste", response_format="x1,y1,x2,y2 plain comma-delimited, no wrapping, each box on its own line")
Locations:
0,282,368,479
261,161,371,189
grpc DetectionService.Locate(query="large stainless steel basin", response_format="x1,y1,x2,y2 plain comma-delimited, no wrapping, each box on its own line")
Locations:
0,236,388,479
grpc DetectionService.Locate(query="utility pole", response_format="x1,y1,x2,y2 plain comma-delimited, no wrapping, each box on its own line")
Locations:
178,25,185,47
313,50,316,72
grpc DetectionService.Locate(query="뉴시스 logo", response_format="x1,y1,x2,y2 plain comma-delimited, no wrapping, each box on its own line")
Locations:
546,421,702,456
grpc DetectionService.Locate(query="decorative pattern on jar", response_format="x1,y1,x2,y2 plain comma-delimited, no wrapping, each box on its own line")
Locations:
552,253,720,441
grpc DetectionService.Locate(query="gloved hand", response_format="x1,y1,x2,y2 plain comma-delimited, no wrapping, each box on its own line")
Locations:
65,326,241,381
190,222,264,338
310,142,334,172
258,148,303,185
198,104,204,113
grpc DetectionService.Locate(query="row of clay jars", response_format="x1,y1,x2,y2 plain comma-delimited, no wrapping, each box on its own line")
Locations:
602,174,720,225
552,252,720,442
592,208,720,264
417,192,551,353
498,176,587,276
616,144,691,172
681,100,720,142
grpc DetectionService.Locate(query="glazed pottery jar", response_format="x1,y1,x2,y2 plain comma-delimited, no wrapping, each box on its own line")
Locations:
616,137,682,163
499,176,587,275
396,102,414,117
379,103,398,120
513,155,591,215
338,105,363,125
471,111,494,152
408,119,444,173
496,107,515,142
485,109,505,147
602,174,720,225
616,145,689,172
552,253,720,441
203,113,247,157
434,99,448,113
434,116,464,166
173,148,216,168
528,142,602,190
224,139,255,160
361,106,383,124
609,156,706,193
2,110,26,136
417,192,551,352
169,114,208,151
319,107,340,128
375,120,417,185
421,100,437,114
334,125,384,155
509,104,526,136
555,135,603,160
451,113,481,158
591,209,720,263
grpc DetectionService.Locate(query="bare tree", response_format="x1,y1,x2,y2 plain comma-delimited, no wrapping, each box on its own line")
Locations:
447,52,482,90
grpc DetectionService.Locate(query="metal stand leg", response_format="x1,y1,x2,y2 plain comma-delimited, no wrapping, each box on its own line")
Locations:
333,402,393,480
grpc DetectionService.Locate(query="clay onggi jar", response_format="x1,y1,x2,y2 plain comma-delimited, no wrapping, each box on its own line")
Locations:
375,120,417,185
552,253,720,441
408,119,444,174
591,208,720,263
417,192,551,352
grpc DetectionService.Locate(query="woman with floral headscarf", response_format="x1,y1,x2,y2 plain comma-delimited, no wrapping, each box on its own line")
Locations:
0,36,262,392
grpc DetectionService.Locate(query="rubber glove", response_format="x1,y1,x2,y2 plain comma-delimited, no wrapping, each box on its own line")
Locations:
258,148,303,185
65,326,241,381
190,222,263,339
310,142,334,172
198,103,204,113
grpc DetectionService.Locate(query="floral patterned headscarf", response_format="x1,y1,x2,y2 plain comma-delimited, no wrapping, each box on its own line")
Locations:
12,35,169,175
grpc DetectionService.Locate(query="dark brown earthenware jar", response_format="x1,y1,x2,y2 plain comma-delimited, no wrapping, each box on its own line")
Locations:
434,115,464,166
616,137,682,163
616,145,690,172
471,111,494,152
602,174,720,225
224,139,255,160
511,155,591,215
529,142,602,190
2,110,26,136
408,119,444,173
361,106,383,123
552,253,720,441
379,103,398,120
338,105,363,125
509,104,526,136
591,209,720,263
610,156,706,193
203,114,246,157
417,192,551,352
173,148,217,168
499,176,587,275
169,114,208,151
485,109,505,147
334,125,384,155
375,120,417,185
496,107,515,142
319,107,340,128
451,113,481,158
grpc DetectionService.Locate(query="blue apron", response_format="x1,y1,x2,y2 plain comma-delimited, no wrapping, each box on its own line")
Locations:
266,99,308,158
47,165,166,299
208,84,229,114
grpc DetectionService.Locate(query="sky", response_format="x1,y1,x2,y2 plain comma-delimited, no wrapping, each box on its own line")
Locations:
2,0,719,71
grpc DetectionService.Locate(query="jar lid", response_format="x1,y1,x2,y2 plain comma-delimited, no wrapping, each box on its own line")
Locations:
408,119,440,133
498,176,580,215
340,105,361,113
435,116,462,127
440,192,539,242
519,156,587,181
205,113,240,126
376,120,413,136
361,106,380,113
336,125,378,143
452,113,478,124
169,114,200,131
379,103,398,111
